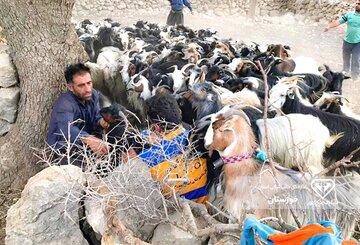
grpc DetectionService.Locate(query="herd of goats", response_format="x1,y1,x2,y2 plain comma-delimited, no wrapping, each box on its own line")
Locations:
75,19,360,238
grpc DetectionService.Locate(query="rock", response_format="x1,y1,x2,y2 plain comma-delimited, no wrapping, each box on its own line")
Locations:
85,158,163,242
295,14,306,22
0,52,18,88
0,118,12,136
151,212,202,245
281,12,296,24
269,9,280,17
299,9,306,15
0,87,20,123
6,165,88,245
117,2,126,9
0,43,9,53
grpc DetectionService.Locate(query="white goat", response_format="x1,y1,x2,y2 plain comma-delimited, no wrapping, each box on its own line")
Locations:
126,74,152,122
256,114,334,174
221,88,261,107
95,47,130,106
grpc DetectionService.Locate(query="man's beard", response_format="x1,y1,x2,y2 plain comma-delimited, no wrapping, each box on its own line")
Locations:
73,91,91,102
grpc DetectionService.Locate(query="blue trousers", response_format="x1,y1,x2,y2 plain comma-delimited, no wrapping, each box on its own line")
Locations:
343,40,360,80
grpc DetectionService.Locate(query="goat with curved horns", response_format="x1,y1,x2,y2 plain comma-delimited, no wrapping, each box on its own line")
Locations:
203,106,360,238
269,77,360,165
204,106,302,220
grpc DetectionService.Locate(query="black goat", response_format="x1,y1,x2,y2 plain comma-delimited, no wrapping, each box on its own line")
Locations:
100,104,144,167
262,56,343,103
192,82,222,119
322,65,351,94
79,34,96,62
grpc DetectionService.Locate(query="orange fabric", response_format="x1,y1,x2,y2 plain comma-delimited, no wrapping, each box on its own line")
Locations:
268,223,334,245
342,241,358,245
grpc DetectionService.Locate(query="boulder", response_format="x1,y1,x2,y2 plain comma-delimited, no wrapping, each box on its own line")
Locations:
269,9,280,17
0,43,9,53
0,52,18,88
0,87,20,123
5,165,88,245
0,119,12,136
85,158,164,242
151,212,202,245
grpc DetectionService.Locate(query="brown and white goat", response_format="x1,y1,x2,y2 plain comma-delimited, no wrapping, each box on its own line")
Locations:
204,108,300,220
204,107,360,237
268,44,295,73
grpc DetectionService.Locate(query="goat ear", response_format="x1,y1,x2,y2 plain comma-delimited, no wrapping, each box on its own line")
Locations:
343,73,351,80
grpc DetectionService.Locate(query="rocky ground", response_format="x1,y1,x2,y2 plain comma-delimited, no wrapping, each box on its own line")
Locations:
74,10,360,113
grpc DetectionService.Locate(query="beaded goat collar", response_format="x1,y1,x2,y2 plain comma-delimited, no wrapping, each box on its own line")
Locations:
221,147,259,164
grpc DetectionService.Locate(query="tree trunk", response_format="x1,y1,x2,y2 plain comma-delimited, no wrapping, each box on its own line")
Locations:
0,0,88,189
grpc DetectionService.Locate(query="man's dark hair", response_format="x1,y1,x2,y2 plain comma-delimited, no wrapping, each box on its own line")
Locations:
64,63,91,84
145,93,182,130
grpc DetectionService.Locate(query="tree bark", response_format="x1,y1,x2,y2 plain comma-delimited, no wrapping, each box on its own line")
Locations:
0,0,88,189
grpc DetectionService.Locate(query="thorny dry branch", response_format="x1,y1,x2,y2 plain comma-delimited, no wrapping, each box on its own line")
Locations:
255,60,276,175
34,120,243,243
32,109,360,243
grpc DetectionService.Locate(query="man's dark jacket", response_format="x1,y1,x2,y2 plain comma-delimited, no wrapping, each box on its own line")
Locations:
47,89,103,150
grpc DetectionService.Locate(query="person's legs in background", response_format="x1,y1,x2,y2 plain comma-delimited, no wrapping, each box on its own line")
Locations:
167,10,175,26
343,40,353,74
350,42,360,80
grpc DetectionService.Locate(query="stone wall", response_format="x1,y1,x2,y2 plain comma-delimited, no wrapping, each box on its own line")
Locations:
0,43,19,136
73,0,355,22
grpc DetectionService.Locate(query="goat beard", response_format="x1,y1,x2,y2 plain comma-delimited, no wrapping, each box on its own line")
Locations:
208,148,214,157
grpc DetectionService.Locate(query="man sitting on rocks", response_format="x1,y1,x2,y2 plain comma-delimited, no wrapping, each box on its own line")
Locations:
47,63,109,167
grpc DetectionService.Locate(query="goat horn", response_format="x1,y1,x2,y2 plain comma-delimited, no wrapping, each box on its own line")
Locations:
334,94,350,103
242,59,259,70
124,109,142,124
194,71,206,84
282,75,304,84
156,84,171,91
180,63,196,73
138,67,149,76
167,65,179,71
234,104,263,113
222,66,237,79
117,110,130,128
196,58,210,65
194,115,212,131
229,108,251,126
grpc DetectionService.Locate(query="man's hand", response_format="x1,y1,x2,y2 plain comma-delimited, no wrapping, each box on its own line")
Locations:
99,118,110,129
82,135,109,155
120,148,138,163
324,20,341,32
